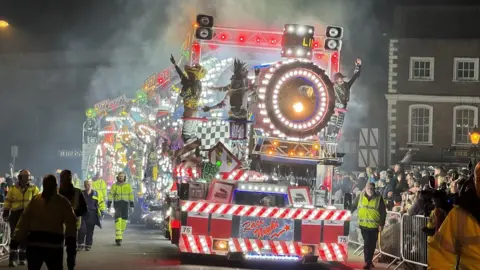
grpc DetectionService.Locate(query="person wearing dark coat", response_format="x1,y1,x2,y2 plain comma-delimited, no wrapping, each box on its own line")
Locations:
393,164,405,181
77,180,104,251
408,189,433,216
382,175,397,207
59,170,88,270
419,171,431,189
5,176,13,188
355,174,368,191
394,174,409,202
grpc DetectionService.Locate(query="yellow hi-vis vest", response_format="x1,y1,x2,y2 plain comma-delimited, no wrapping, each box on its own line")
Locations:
426,208,446,242
73,178,81,189
428,206,480,270
91,191,102,216
108,182,134,203
92,179,107,205
358,193,382,229
4,185,40,212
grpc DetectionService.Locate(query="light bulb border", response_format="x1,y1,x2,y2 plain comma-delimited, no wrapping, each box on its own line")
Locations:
260,60,335,138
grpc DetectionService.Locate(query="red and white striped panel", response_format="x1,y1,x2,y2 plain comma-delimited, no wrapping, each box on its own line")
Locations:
179,234,347,261
318,243,348,262
179,234,213,254
181,201,351,221
229,238,302,256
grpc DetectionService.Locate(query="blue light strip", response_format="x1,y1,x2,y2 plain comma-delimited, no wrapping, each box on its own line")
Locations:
253,63,274,69
244,254,300,261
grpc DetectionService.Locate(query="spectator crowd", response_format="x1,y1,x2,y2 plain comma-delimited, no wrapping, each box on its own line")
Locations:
333,164,463,217
332,163,471,266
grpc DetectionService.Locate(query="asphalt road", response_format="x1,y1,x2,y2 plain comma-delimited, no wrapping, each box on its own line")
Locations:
0,219,364,270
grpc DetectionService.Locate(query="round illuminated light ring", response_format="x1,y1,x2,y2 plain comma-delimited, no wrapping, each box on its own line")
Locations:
262,60,335,138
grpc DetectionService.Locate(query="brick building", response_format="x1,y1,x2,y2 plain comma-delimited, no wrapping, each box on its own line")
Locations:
386,5,480,166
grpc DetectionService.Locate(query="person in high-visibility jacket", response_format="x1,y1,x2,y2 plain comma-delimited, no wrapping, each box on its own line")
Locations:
107,172,134,246
11,174,77,270
72,173,81,189
77,179,105,251
59,169,87,270
351,182,386,270
3,169,39,267
422,190,447,242
91,173,107,210
427,163,480,269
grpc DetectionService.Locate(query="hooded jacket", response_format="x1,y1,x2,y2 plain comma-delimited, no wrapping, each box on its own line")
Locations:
427,175,480,269
382,177,397,198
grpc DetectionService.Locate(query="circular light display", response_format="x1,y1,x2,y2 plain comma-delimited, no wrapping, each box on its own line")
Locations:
259,60,335,138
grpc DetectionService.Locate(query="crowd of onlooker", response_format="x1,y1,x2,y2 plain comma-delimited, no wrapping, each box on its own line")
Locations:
333,164,465,216
0,172,82,203
333,163,471,264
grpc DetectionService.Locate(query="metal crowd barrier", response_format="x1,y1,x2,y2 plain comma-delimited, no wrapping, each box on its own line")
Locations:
349,211,429,269
395,214,428,269
0,203,9,256
348,211,366,256
0,220,10,256
373,211,402,268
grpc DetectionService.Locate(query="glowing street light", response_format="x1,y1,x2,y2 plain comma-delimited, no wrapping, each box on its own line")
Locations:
470,127,480,145
292,102,304,113
0,20,9,29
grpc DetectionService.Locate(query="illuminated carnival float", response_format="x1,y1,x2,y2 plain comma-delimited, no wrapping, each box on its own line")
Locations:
82,91,177,194
81,14,352,203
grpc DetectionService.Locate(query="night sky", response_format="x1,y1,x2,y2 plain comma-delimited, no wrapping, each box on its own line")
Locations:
0,0,460,175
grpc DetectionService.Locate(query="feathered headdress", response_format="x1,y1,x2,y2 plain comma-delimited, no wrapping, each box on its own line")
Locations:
232,58,248,79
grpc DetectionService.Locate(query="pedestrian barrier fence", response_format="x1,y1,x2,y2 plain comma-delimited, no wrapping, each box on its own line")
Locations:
0,220,9,255
0,203,9,256
374,211,402,268
348,211,429,269
395,214,428,269
348,211,365,256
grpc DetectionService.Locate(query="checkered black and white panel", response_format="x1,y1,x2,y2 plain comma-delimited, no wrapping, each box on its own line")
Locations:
197,124,230,150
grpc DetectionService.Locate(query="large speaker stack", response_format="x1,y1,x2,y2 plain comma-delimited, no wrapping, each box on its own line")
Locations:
324,26,343,51
195,14,215,40
281,24,315,60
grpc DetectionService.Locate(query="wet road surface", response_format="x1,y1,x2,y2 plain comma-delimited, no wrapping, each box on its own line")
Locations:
0,218,371,269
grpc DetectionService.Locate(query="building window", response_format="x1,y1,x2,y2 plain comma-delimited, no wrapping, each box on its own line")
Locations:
453,105,478,145
409,57,434,81
453,58,479,81
408,104,433,144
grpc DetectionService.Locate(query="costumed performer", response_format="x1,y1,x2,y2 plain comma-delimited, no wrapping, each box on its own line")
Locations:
327,58,362,140
203,59,260,120
169,54,207,159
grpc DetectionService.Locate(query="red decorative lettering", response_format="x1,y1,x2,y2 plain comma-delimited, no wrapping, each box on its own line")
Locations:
241,219,291,239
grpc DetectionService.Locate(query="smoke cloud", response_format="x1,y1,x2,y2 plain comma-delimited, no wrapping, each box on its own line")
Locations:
83,1,379,94
81,0,385,141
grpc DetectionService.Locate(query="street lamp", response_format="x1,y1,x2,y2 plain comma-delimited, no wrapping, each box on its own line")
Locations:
469,126,480,165
0,20,9,29
469,127,480,145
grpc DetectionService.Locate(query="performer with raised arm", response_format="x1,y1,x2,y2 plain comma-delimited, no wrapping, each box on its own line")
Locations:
170,54,207,159
204,59,260,166
326,58,362,141
332,58,362,109
203,59,260,120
